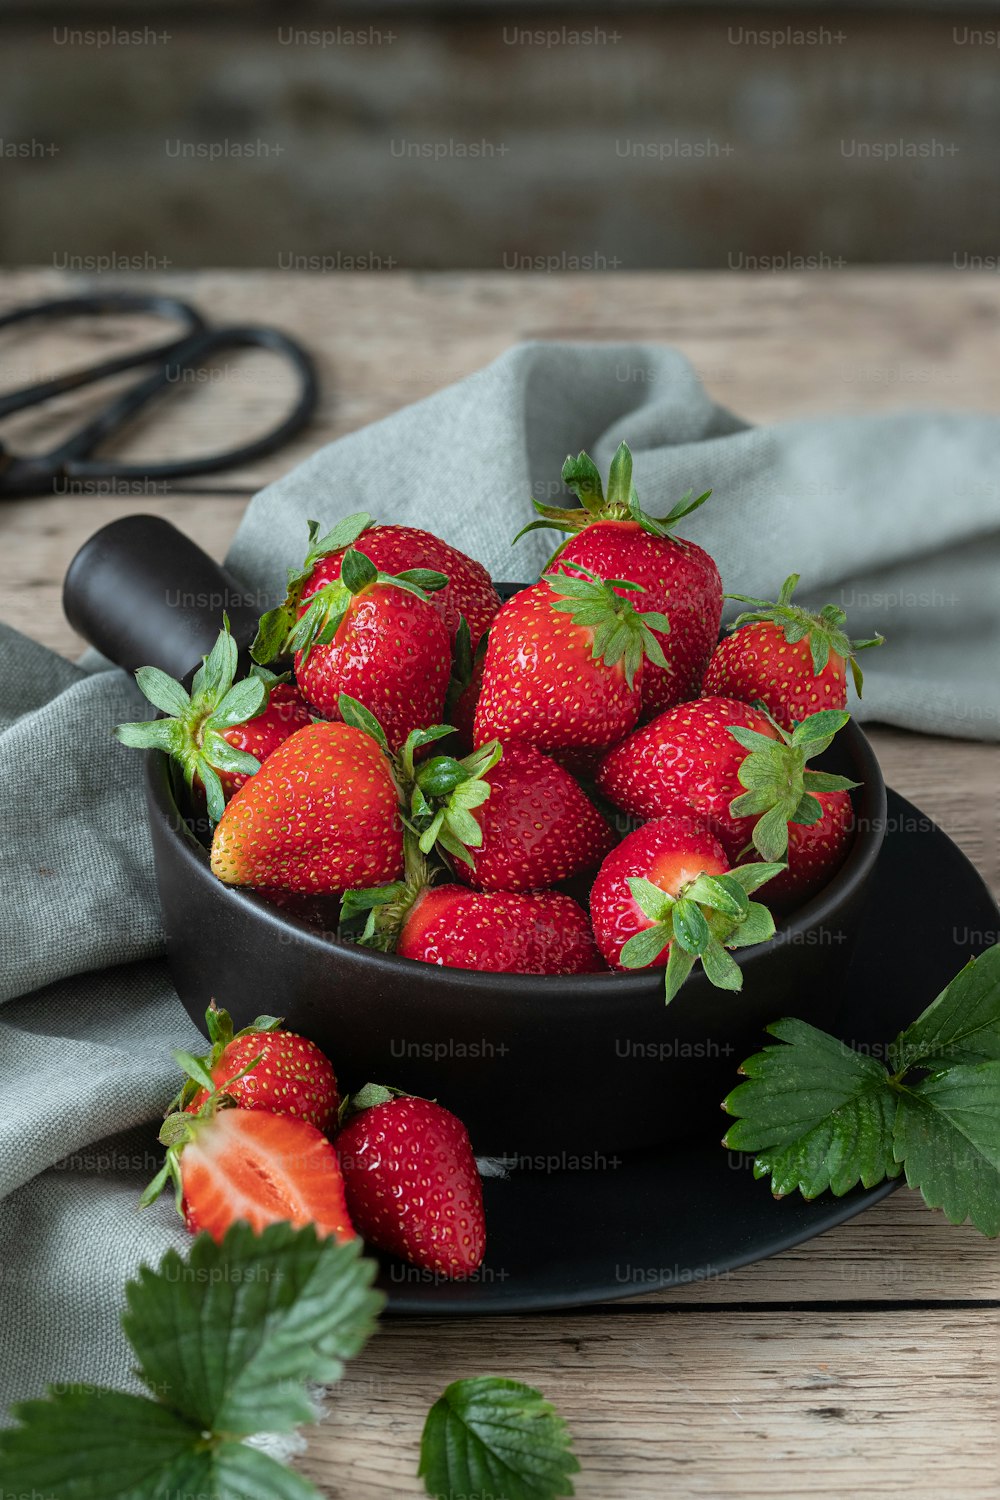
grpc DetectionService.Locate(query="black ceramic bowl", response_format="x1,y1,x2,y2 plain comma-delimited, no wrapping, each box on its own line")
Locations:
66,516,887,1156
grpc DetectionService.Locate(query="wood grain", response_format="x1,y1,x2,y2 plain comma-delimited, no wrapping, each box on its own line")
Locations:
296,1308,1000,1500
0,267,997,1498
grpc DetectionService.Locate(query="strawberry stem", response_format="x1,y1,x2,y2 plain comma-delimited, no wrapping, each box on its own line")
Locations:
542,564,671,688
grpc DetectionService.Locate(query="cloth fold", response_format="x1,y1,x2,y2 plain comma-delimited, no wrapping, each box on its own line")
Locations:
2,340,998,1418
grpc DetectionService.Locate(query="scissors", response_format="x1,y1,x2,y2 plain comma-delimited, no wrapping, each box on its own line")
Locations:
0,291,319,496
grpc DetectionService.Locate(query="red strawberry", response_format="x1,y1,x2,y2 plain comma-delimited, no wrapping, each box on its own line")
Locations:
335,1086,485,1278
252,514,500,678
175,1004,340,1132
589,812,782,1002
725,708,859,906
450,742,616,892
472,568,669,755
764,791,855,909
114,617,311,823
210,719,402,894
303,519,501,649
281,547,452,752
703,572,884,730
516,442,721,716
143,1105,355,1244
396,884,604,974
596,697,779,861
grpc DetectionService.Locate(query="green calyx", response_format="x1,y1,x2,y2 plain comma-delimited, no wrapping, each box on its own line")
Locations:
619,862,786,1004
338,831,435,953
728,708,860,862
165,1001,283,1116
336,692,501,873
542,563,671,689
113,615,272,825
249,512,373,664
725,573,885,697
253,538,448,669
336,1080,411,1129
513,439,712,548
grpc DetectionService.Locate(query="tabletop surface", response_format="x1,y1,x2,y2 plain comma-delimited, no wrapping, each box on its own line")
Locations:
0,266,997,1499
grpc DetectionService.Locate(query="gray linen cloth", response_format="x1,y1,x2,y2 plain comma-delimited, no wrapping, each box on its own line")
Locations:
1,342,999,1418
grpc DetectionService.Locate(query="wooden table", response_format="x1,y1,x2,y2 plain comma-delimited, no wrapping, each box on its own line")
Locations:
1,268,998,1499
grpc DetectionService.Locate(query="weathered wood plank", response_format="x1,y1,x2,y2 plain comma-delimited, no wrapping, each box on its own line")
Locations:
294,1307,1000,1499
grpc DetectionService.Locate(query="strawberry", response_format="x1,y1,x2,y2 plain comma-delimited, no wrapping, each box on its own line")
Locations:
114,616,311,823
255,544,453,752
299,515,500,647
252,513,500,658
595,697,779,861
472,567,669,755
142,1102,356,1244
703,572,884,729
589,812,783,1002
210,718,403,894
334,1085,485,1278
516,441,721,716
173,1003,340,1132
725,707,858,905
433,741,615,892
396,885,604,974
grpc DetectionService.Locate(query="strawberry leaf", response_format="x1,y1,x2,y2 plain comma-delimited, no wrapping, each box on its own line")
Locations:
889,945,1000,1070
419,1377,579,1500
132,666,191,719
893,1063,1000,1236
122,1222,383,1435
723,1019,901,1197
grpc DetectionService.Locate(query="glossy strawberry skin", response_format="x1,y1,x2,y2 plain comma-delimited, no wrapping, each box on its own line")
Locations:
210,721,402,894
180,1108,355,1244
595,697,779,862
186,1030,340,1132
305,523,501,648
757,790,855,908
472,582,641,754
703,622,848,731
459,742,616,892
210,682,313,800
553,520,722,718
335,1097,485,1277
398,885,605,974
590,811,730,970
294,583,451,752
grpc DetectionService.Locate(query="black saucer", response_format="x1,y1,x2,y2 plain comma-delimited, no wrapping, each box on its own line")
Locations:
383,788,999,1313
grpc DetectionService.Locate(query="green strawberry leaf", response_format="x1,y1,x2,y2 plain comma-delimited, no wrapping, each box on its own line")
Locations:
340,546,380,593
201,731,261,779
724,1019,902,1197
338,693,390,753
672,897,710,955
893,1063,1000,1236
619,924,671,970
419,1377,579,1500
132,666,191,718
700,937,742,990
122,1222,383,1435
889,945,1000,1071
723,901,776,949
663,944,697,1004
209,676,268,730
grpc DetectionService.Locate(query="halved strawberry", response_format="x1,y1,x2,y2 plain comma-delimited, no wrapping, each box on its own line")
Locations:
142,1104,355,1244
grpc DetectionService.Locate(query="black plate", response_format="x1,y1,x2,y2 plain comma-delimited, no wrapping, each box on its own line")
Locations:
383,788,999,1312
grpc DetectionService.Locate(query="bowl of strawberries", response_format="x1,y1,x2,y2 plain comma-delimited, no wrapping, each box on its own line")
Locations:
70,442,886,1155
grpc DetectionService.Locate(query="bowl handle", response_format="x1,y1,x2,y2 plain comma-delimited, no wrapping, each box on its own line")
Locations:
63,514,263,678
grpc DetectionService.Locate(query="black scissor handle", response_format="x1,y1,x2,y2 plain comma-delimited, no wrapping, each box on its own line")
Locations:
0,293,208,420
53,324,320,484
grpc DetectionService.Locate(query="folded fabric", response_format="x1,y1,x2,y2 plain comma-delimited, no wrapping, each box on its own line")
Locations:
2,340,999,1422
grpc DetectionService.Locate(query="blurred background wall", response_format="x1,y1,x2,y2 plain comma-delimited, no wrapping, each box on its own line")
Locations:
2,1,999,271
